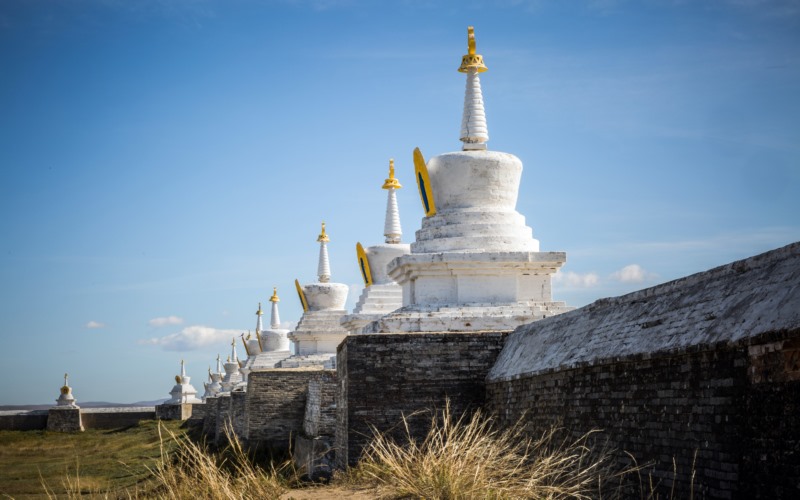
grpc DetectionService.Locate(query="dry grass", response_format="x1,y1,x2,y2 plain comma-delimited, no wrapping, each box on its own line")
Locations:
346,403,619,499
146,423,292,500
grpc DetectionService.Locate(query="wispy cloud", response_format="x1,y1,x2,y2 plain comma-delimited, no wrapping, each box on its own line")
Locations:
141,325,241,351
609,264,657,284
148,315,184,327
553,270,600,288
85,320,106,329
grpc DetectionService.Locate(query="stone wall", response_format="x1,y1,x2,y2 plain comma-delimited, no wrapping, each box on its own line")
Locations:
231,390,248,443
81,408,156,429
155,403,192,421
0,411,48,430
486,242,800,499
46,407,83,432
214,394,232,445
245,368,324,451
303,371,337,438
202,396,219,438
335,332,508,468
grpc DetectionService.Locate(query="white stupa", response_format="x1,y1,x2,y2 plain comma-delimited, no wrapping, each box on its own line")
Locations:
219,339,242,393
341,159,411,334
165,360,203,404
282,222,349,368
367,27,572,333
250,289,292,369
55,373,79,408
202,355,224,400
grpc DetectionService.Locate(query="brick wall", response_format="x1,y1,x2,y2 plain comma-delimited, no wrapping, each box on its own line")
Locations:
46,407,83,432
231,390,248,443
303,371,337,438
486,243,800,499
245,368,323,451
486,333,800,499
335,332,507,468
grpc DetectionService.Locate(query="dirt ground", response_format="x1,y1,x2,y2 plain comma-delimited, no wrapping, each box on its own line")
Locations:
280,485,395,499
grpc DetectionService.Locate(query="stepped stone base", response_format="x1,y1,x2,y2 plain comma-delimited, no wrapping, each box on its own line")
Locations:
250,350,292,370
363,301,574,333
341,284,403,333
278,353,336,369
47,407,84,432
291,309,349,355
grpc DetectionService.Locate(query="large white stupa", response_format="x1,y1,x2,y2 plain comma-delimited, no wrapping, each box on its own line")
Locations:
219,339,242,393
54,373,79,408
366,27,572,333
341,159,411,334
282,223,349,368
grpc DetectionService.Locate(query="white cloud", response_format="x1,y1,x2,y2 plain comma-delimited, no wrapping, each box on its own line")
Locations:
148,315,184,327
85,321,106,329
141,325,242,351
610,264,657,283
552,270,600,288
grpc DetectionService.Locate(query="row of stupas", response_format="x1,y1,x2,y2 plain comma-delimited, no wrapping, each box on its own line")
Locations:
160,26,572,404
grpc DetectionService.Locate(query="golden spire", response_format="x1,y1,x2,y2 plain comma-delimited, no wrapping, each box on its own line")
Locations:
382,159,402,190
317,221,330,243
256,302,263,316
270,287,280,303
458,26,487,73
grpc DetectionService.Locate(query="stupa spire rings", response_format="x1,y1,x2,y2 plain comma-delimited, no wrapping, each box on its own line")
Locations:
317,222,332,283
382,158,404,244
270,287,282,328
459,26,489,151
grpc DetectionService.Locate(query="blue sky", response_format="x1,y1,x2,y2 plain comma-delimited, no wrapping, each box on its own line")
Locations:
1,0,798,405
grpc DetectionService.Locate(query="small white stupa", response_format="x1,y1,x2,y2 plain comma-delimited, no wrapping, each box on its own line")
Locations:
55,373,79,408
369,27,572,333
341,159,411,334
219,339,242,393
250,289,292,370
283,222,349,368
165,360,203,404
202,355,224,400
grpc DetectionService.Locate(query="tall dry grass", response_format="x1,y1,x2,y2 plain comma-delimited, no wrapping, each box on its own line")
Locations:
149,423,291,500
348,403,619,499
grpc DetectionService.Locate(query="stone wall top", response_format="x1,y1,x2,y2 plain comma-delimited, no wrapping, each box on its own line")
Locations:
488,242,800,382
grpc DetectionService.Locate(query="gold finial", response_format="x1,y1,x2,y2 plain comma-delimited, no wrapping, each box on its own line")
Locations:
175,375,181,384
382,158,402,190
270,287,280,303
256,302,263,316
247,331,252,340
317,221,330,243
458,26,487,73
227,355,231,362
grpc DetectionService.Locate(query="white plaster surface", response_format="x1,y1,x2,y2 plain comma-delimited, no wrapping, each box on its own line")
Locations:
488,242,800,382
412,151,538,253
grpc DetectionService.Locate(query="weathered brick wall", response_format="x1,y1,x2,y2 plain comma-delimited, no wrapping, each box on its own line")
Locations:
246,368,323,450
46,408,83,432
81,409,156,428
231,390,248,443
202,397,219,438
0,411,48,430
487,333,800,499
303,371,337,438
336,332,507,468
486,243,800,499
214,394,232,445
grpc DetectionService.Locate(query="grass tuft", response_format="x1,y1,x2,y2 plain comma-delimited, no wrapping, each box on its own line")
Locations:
347,402,618,499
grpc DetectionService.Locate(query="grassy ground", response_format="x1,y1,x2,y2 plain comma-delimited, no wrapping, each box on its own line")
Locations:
0,420,185,498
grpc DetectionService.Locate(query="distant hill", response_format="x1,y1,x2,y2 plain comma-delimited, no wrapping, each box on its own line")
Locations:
0,399,168,412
